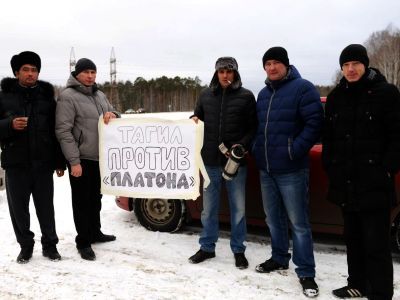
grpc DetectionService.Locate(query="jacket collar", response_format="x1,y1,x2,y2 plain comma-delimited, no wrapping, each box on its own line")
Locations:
65,74,98,96
265,65,301,90
1,77,54,98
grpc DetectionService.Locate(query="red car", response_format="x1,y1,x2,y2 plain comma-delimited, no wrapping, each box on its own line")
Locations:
115,98,400,251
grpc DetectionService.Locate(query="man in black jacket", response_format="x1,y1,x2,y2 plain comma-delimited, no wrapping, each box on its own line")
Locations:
322,44,400,299
0,51,65,263
188,57,257,269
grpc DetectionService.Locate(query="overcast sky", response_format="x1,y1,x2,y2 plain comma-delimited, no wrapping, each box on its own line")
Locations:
1,0,399,94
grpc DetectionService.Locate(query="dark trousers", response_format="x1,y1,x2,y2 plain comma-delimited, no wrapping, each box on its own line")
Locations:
69,159,102,249
343,209,393,300
5,166,58,248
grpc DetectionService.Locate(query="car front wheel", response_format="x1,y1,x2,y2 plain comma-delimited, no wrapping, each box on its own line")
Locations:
134,198,186,232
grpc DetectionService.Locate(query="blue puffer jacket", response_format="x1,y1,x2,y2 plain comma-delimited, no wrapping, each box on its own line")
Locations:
252,65,323,172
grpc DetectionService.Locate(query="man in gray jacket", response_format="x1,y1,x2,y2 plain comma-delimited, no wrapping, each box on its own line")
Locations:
56,58,119,261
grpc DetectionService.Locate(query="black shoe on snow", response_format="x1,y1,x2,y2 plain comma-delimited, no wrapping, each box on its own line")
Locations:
300,277,319,298
17,246,34,264
42,245,61,261
188,249,215,264
255,258,288,273
332,286,364,298
92,232,116,243
78,247,96,261
234,253,249,269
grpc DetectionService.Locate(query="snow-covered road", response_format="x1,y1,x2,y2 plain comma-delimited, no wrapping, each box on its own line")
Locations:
0,175,399,299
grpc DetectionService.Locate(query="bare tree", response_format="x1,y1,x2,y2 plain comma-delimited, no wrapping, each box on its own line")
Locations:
365,24,400,88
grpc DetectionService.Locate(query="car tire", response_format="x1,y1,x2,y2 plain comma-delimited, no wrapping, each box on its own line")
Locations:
134,198,186,232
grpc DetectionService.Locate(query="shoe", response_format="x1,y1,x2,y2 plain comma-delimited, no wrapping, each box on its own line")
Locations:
255,258,288,273
17,246,34,264
92,232,116,243
234,253,249,269
300,277,319,298
332,286,364,298
188,249,215,264
78,247,96,261
42,245,61,261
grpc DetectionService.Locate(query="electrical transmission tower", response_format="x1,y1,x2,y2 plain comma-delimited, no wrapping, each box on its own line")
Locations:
109,47,120,110
69,47,76,73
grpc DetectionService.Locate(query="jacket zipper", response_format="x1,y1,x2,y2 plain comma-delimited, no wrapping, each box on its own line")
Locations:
218,89,226,147
288,137,293,160
264,89,275,172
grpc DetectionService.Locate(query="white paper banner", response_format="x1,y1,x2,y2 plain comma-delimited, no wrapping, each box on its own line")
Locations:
99,114,206,200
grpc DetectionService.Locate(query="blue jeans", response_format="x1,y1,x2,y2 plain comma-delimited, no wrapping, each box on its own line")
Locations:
199,165,247,253
259,169,316,278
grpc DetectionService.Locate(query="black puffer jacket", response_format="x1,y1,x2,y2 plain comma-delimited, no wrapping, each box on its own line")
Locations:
193,71,257,166
0,78,65,170
322,68,400,211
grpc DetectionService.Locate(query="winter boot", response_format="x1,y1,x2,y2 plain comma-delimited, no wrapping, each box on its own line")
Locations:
42,245,61,261
92,232,116,243
78,247,96,261
188,249,215,264
234,253,249,269
255,258,288,273
300,277,319,298
17,245,34,264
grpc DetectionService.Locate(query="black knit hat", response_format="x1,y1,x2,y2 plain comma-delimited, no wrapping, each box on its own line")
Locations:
339,44,369,69
215,57,238,71
73,58,97,76
262,47,289,67
10,51,41,75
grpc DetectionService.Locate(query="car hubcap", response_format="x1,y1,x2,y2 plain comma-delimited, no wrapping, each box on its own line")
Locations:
142,198,174,224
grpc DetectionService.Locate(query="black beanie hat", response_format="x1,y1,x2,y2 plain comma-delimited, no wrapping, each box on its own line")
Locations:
262,47,289,67
339,44,369,69
10,51,41,75
73,58,97,76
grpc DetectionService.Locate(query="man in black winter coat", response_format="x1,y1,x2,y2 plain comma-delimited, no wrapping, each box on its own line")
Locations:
188,57,257,269
0,51,65,264
322,44,400,299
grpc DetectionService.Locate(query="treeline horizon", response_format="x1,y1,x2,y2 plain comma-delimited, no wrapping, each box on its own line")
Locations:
53,24,399,113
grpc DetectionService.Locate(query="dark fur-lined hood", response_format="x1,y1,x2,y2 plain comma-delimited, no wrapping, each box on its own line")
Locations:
209,69,242,92
0,77,54,98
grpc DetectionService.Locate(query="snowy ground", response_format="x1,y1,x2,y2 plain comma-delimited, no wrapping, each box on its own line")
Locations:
0,175,400,300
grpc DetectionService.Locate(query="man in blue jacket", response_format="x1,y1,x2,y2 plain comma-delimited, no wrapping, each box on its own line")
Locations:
252,47,323,298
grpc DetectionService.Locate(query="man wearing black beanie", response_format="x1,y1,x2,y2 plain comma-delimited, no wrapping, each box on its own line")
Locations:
73,58,97,77
56,58,120,261
0,51,66,263
339,44,369,70
322,44,400,299
252,47,323,298
262,46,290,68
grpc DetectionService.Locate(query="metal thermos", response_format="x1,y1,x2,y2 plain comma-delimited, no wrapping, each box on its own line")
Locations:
219,143,245,180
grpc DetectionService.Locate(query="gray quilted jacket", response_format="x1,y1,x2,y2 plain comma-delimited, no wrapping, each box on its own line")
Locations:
55,75,118,165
